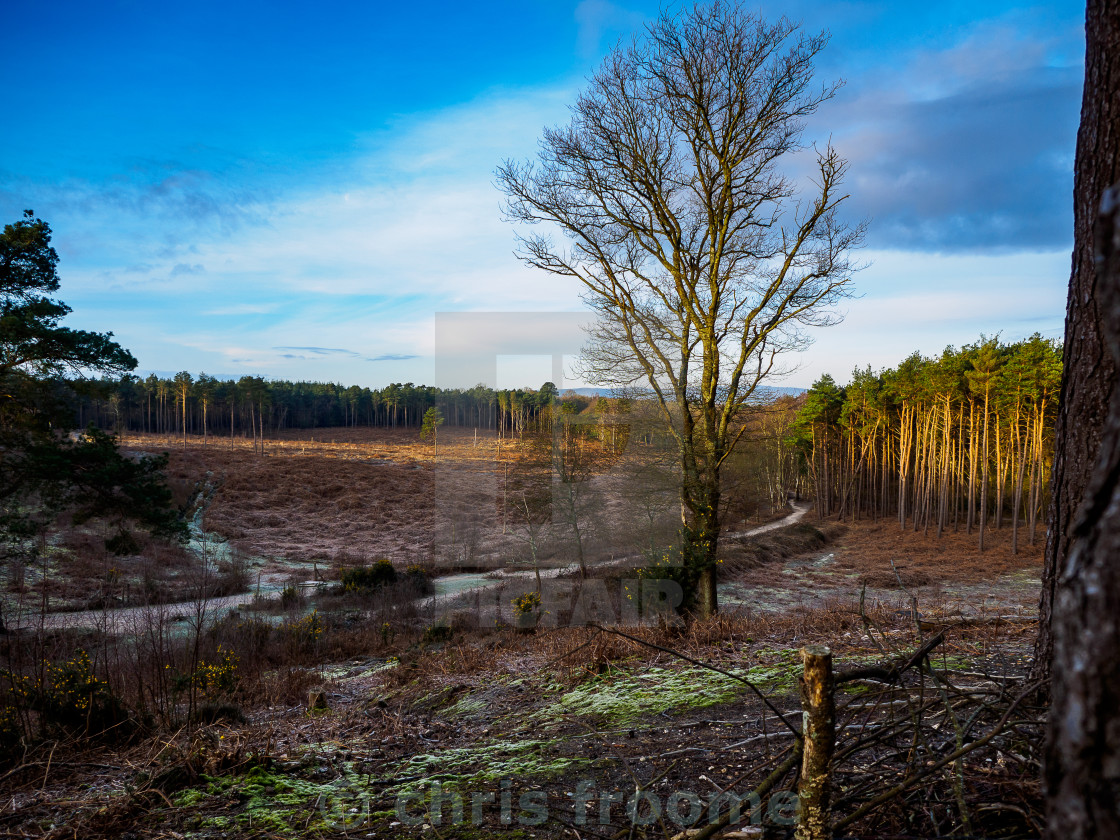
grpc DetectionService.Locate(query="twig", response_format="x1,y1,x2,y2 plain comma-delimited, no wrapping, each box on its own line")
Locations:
858,583,886,652
40,740,57,793
588,623,801,738
832,680,1043,831
691,740,802,840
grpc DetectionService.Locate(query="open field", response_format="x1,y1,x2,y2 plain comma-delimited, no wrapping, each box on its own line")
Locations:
125,426,774,577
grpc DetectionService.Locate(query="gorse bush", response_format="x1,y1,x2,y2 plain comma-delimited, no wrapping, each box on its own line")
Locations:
512,590,543,630
1,650,132,751
193,646,240,700
340,558,396,592
512,591,541,617
282,610,323,652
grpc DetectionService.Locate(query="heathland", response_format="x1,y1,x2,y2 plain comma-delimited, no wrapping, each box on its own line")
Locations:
1,416,1046,838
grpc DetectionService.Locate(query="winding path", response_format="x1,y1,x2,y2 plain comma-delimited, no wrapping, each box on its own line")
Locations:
426,502,813,607
9,504,812,632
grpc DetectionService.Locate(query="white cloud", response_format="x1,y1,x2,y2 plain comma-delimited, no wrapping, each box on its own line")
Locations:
784,248,1068,388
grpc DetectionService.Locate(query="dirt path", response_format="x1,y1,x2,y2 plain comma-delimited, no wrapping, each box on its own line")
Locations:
725,501,810,539
14,504,812,633
6,577,289,633
722,513,1043,619
426,503,812,611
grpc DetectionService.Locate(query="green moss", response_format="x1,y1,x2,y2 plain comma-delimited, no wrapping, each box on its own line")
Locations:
536,659,801,725
184,762,374,835
445,695,487,717
236,808,289,831
387,738,592,797
172,788,208,807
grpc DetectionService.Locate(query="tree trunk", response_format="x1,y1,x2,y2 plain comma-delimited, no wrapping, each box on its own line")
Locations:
684,479,721,619
1034,0,1120,688
1045,183,1120,838
979,386,990,551
797,645,835,840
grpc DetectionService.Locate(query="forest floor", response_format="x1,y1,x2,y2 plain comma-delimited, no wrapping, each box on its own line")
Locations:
0,428,1046,839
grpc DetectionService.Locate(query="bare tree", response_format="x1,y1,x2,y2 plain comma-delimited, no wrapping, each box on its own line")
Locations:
497,2,864,616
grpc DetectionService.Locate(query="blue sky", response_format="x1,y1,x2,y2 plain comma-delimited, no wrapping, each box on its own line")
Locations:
1,0,1084,390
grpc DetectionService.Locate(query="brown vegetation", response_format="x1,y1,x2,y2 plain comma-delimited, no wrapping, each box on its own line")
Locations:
0,597,1041,839
0,426,1047,838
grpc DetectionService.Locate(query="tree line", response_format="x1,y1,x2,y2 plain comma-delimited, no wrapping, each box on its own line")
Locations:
72,373,614,441
790,334,1062,552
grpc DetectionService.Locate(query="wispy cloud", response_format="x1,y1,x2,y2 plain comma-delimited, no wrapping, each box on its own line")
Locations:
273,346,359,356
204,303,280,315
0,7,1079,389
171,262,204,276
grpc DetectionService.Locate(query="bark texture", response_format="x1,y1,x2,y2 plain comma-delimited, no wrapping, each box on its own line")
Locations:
797,645,834,840
1046,183,1120,837
1034,0,1120,685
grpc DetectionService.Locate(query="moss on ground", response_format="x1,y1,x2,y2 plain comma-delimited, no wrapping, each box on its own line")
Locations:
171,763,369,834
445,695,488,717
535,658,801,725
386,738,594,798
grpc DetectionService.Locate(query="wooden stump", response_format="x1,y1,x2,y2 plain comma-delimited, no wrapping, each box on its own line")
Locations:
797,644,835,840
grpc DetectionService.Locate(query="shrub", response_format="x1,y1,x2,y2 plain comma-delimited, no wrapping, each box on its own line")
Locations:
282,610,324,652
193,646,240,699
403,564,434,595
421,623,452,645
279,585,301,609
340,558,397,592
1,650,133,745
512,591,542,629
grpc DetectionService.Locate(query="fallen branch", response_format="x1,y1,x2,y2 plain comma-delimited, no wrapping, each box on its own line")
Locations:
834,631,945,685
690,741,802,840
831,680,1042,832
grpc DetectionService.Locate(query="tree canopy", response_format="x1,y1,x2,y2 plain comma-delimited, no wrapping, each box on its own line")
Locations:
0,212,184,557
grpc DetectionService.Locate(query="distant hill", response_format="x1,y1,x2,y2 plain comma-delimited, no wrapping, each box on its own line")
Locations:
561,385,806,399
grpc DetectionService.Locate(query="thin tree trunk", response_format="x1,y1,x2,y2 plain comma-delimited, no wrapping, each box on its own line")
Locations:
979,386,990,551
